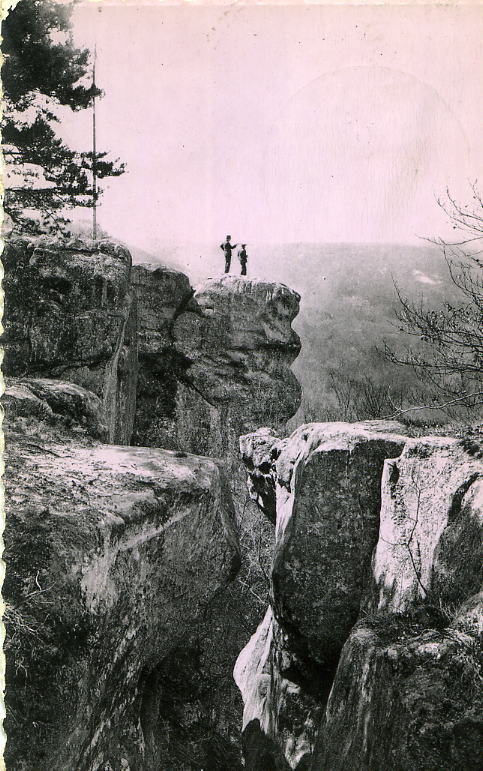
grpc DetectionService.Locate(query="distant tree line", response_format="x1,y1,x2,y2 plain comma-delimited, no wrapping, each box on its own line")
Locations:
293,187,482,428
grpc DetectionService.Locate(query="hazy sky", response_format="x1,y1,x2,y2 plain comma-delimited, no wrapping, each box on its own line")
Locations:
64,2,482,250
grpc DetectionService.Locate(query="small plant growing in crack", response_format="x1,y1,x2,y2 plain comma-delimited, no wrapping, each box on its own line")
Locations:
380,467,428,599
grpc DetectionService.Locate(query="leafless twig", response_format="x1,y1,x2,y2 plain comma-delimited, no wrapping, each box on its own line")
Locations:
379,391,483,420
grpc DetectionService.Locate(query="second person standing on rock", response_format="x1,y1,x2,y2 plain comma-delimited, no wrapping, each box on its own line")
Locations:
238,244,248,276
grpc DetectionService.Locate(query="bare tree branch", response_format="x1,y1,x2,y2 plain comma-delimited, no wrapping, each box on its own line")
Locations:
379,391,483,421
383,186,483,415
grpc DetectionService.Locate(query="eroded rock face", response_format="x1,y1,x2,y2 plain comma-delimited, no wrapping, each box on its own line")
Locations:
174,276,302,456
4,431,240,771
370,436,483,613
131,263,195,449
4,377,108,440
243,422,407,666
3,236,137,443
317,621,482,771
236,424,483,770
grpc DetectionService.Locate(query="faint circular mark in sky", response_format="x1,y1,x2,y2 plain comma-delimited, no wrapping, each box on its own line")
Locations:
263,66,473,242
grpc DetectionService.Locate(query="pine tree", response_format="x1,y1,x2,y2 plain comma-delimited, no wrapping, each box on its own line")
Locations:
2,0,125,234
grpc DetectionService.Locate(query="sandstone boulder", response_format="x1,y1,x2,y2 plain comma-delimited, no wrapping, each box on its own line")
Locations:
317,619,482,771
3,381,54,422
239,421,409,529
4,433,240,770
370,436,483,613
5,377,108,440
245,421,407,665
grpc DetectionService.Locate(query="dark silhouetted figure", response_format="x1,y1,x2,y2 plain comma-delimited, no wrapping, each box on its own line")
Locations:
220,235,238,273
238,244,248,275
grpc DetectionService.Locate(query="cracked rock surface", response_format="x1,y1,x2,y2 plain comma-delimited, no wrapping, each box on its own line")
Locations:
4,427,240,770
236,423,482,770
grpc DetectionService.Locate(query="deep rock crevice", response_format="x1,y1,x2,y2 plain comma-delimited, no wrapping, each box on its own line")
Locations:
3,235,303,769
236,424,482,770
3,235,481,770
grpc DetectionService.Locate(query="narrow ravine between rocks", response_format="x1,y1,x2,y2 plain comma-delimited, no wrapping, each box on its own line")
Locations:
3,236,482,770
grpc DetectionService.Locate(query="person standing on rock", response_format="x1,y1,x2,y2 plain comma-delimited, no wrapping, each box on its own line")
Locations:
220,235,237,273
238,244,248,276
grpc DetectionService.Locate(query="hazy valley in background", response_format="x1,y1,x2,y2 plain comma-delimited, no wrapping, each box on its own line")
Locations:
126,238,461,425
72,216,465,424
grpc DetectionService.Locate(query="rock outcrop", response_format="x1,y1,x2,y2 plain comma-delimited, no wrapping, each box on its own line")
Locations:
241,423,407,665
4,424,240,770
3,236,137,443
235,424,483,770
130,271,302,460
3,238,301,459
4,377,108,439
3,237,302,769
173,276,301,458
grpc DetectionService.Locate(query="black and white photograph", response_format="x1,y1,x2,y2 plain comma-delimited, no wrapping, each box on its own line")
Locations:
1,0,482,768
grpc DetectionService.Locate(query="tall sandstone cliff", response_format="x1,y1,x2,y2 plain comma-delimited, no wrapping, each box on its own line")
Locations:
6,235,480,770
3,236,302,768
236,423,482,770
4,237,301,455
